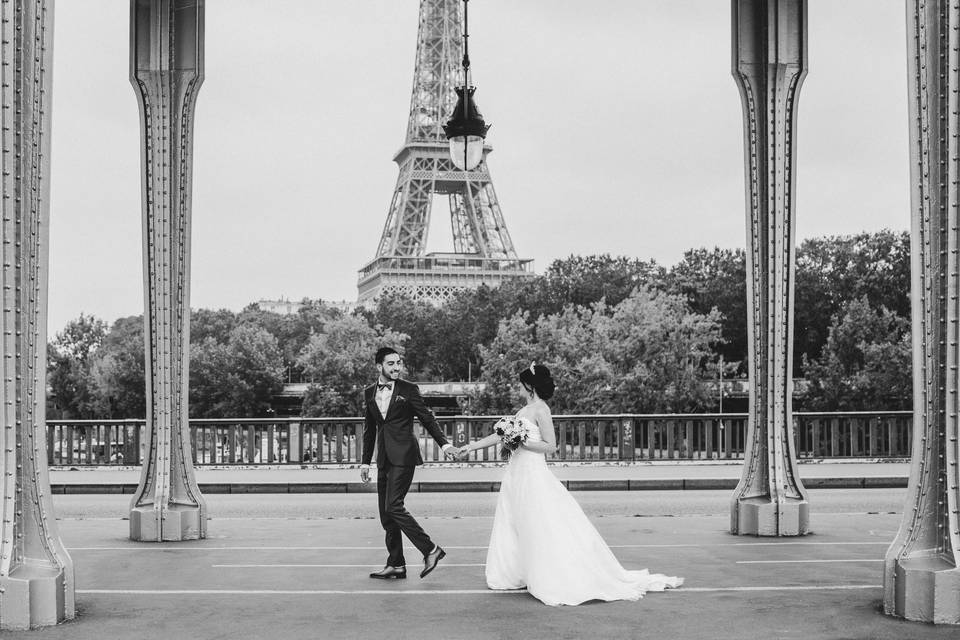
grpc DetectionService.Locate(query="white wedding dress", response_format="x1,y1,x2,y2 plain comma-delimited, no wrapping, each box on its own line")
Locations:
484,416,683,606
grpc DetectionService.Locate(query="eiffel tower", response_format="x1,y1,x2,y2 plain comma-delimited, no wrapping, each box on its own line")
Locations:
357,0,534,305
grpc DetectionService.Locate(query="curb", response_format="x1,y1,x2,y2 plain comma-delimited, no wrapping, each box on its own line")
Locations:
49,476,909,494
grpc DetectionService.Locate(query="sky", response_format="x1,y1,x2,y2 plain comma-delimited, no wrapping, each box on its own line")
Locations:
47,0,909,334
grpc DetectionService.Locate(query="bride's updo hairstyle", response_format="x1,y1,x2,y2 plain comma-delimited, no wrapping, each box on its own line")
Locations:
519,363,556,400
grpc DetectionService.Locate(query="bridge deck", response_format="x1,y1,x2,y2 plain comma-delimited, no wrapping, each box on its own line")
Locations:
14,490,957,640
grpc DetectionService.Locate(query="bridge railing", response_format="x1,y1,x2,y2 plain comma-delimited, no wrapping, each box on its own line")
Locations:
46,411,913,467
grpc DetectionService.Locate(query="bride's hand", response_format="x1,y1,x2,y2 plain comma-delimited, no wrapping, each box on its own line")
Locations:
455,447,470,461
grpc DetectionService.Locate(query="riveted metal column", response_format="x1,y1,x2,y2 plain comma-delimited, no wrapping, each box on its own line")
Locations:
729,0,809,537
883,0,960,624
128,0,206,542
0,0,75,629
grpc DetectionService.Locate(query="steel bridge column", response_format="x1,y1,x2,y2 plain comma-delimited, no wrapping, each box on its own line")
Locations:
729,0,810,537
128,0,206,542
883,0,960,623
0,0,75,628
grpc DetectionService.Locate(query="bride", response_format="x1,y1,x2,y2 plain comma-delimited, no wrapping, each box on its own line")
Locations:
454,363,683,606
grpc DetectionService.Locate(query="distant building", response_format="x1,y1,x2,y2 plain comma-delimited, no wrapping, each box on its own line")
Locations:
257,298,357,316
257,298,303,315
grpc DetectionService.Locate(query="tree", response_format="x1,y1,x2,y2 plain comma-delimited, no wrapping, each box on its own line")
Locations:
190,308,238,344
437,285,515,381
236,299,340,381
794,230,910,373
801,297,911,411
421,256,666,382
599,288,722,414
666,247,747,374
89,315,146,418
368,292,443,379
296,316,408,417
47,314,108,418
469,312,537,414
525,254,666,317
472,287,722,415
189,325,285,418
191,301,343,385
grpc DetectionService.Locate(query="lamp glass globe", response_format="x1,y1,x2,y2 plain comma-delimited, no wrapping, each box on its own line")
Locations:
449,135,484,170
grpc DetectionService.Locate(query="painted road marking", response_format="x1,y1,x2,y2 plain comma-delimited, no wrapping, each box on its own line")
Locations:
212,563,487,568
75,585,881,596
674,586,880,593
78,589,522,596
218,560,885,569
736,559,882,564
67,541,890,551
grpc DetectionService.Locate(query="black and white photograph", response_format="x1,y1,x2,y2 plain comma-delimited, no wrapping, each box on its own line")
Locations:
0,0,956,638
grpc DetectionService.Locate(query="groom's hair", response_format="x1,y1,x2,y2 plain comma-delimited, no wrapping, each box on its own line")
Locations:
375,346,399,364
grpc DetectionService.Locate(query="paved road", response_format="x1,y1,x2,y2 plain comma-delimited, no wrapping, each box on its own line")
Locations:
15,489,954,640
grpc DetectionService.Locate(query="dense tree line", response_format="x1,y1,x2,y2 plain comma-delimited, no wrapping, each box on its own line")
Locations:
47,229,912,419
470,288,723,415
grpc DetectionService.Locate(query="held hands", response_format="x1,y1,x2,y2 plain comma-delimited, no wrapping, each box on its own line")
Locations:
443,445,471,461
443,445,461,460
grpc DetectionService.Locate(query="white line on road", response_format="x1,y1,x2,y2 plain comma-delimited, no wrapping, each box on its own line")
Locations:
736,559,882,564
674,585,880,593
212,563,486,568
217,560,886,569
77,589,521,596
75,585,881,596
66,541,890,551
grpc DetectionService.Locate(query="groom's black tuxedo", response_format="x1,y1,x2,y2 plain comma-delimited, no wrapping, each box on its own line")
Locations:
361,378,449,466
361,378,449,568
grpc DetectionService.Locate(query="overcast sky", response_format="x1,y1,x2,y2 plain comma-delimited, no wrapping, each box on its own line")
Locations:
48,0,908,333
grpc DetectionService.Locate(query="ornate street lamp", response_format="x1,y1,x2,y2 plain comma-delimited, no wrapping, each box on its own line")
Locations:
443,0,491,171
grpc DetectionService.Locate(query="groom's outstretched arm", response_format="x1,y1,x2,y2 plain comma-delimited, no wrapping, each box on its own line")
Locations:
407,383,449,449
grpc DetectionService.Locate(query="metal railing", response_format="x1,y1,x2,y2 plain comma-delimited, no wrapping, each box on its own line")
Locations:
46,411,913,467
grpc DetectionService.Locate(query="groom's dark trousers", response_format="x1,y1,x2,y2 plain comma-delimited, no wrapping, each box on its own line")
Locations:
362,378,449,568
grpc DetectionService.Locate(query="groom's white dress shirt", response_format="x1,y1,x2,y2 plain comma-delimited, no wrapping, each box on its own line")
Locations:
375,383,393,417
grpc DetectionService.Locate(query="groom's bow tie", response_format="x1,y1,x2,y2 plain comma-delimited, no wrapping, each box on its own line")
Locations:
377,382,393,391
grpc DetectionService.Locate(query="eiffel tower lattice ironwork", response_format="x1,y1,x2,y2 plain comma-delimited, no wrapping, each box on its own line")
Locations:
357,0,534,304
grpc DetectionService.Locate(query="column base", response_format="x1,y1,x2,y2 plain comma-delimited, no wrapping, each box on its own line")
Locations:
731,496,809,536
130,503,205,542
0,562,75,630
885,557,960,624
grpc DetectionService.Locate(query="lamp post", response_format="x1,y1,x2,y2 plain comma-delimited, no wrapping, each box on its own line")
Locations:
443,0,491,171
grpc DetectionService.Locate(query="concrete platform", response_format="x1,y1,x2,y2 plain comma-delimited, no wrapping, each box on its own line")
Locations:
48,460,910,494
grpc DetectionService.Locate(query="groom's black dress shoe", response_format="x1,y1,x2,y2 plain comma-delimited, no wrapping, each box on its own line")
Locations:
369,566,407,580
420,546,446,579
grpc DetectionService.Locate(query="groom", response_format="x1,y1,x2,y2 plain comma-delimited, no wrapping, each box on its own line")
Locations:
360,346,455,579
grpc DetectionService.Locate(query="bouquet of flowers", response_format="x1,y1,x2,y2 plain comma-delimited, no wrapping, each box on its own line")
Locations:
494,416,529,460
